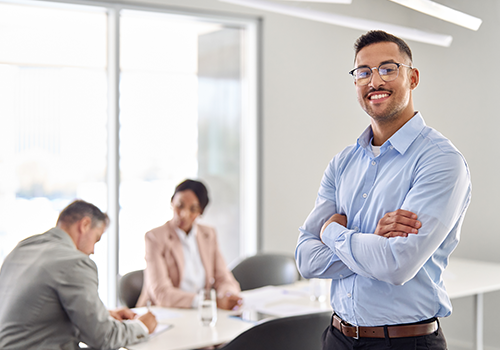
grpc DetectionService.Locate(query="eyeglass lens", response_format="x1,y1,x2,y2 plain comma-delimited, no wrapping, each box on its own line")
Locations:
353,63,400,86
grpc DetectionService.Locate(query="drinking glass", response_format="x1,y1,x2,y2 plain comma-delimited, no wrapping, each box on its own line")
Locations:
198,288,217,326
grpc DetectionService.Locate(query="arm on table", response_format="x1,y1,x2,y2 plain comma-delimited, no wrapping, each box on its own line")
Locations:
209,228,242,310
109,308,157,334
58,258,152,349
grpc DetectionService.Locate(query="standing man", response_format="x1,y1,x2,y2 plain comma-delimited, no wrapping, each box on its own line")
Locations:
295,30,471,349
0,200,157,350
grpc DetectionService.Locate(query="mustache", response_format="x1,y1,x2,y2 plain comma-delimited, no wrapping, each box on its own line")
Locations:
365,88,391,98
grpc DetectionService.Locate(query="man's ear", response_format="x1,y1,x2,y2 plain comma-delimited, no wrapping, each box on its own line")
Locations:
410,68,420,90
78,216,92,234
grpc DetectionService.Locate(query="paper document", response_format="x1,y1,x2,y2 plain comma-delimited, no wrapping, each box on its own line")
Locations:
133,306,182,322
240,285,329,317
151,323,173,337
258,303,327,317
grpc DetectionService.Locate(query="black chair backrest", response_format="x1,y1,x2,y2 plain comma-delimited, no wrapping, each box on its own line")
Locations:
218,312,331,350
231,253,300,291
118,269,144,308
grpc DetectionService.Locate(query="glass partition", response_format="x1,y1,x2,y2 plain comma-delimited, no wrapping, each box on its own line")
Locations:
0,0,258,306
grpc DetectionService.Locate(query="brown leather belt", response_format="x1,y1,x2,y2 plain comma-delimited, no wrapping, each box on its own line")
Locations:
332,314,438,339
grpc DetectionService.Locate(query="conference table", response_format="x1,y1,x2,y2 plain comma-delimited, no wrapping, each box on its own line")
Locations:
127,258,500,350
442,258,500,350
126,307,254,350
127,281,330,350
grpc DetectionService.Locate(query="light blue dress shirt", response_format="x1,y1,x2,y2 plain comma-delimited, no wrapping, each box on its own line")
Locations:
295,113,471,327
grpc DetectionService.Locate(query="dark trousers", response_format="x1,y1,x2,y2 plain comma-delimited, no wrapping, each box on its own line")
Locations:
322,318,447,350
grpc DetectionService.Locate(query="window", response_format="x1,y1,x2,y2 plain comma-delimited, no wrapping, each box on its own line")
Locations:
0,0,108,281
0,0,258,307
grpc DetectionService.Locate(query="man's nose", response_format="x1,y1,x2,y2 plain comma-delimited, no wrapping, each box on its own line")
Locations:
368,68,385,89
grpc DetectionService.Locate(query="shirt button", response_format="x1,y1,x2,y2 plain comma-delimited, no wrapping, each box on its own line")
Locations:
362,193,367,198
371,161,376,165
347,293,352,298
390,146,394,150
354,226,359,231
339,274,343,278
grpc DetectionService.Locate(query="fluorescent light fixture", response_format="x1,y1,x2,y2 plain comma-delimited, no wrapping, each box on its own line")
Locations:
219,0,453,47
389,0,482,31
282,0,351,3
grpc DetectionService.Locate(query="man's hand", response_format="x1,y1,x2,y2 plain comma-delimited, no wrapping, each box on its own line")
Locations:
109,307,136,321
374,209,421,238
320,214,347,243
217,293,243,310
138,311,158,334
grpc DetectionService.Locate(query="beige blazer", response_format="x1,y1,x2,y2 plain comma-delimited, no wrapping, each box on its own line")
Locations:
137,220,240,308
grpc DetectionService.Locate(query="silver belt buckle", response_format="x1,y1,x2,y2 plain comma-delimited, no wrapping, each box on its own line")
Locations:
354,325,359,340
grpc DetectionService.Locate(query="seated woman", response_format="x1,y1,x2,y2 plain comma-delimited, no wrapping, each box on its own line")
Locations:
137,179,242,310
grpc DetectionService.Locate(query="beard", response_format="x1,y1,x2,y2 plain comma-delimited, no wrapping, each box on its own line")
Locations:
359,87,411,125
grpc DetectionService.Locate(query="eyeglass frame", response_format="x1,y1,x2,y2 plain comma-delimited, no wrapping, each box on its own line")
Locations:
348,62,414,86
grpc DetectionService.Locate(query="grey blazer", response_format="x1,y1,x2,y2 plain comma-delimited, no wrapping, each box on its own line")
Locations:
0,227,147,350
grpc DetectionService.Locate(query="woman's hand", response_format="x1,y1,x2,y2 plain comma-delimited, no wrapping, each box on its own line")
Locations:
217,293,243,310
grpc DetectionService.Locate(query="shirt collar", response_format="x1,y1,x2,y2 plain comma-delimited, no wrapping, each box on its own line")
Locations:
357,112,426,155
175,224,197,244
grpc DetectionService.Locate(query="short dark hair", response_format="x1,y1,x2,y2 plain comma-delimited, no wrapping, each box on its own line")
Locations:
57,200,109,228
171,179,210,214
354,30,413,64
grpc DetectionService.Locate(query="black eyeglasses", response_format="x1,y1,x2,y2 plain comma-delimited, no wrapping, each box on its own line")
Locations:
348,62,413,86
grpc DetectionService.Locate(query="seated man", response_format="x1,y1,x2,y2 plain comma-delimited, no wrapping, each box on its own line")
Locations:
0,200,157,350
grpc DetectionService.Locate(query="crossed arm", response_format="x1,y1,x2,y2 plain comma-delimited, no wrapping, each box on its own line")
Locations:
295,208,422,285
296,151,470,285
297,206,448,285
320,209,421,242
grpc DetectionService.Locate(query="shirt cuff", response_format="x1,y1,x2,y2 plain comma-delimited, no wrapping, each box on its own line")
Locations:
136,319,150,335
322,222,348,249
191,294,199,308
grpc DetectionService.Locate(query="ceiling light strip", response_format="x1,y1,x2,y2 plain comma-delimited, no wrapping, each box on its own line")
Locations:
282,0,352,3
389,0,482,31
220,0,452,46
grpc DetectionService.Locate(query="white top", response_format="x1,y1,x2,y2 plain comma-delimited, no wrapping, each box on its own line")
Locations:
174,225,206,307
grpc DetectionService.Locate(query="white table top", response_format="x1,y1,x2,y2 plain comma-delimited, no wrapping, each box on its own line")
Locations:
127,258,500,350
126,283,330,350
444,257,500,299
127,307,254,350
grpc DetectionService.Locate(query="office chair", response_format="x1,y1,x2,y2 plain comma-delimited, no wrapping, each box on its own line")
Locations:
118,269,144,308
218,312,331,350
230,253,300,291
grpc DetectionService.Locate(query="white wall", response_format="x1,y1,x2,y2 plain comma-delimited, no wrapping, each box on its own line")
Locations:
121,0,500,347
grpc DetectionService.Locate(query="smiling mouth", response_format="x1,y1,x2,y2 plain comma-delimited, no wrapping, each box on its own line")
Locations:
369,93,390,100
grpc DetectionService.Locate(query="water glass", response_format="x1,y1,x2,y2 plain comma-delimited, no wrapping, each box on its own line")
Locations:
198,288,217,326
